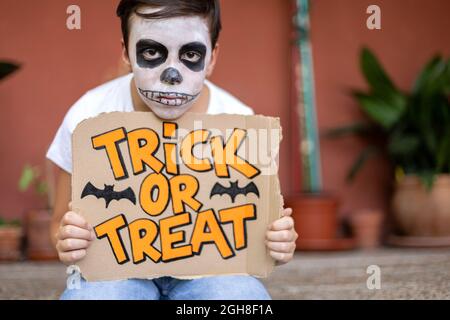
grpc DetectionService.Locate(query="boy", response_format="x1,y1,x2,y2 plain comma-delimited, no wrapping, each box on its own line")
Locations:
47,0,297,300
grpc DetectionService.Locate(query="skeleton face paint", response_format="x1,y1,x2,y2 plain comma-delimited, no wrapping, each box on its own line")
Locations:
128,10,212,119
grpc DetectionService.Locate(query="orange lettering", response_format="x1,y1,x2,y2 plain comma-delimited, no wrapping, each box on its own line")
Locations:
169,175,202,214
92,128,128,180
180,130,212,172
219,204,256,250
128,219,161,263
140,173,170,216
159,213,193,262
211,129,260,179
128,128,164,175
191,209,234,258
94,214,129,264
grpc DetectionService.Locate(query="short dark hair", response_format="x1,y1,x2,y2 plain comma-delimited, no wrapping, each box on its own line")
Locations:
117,0,222,51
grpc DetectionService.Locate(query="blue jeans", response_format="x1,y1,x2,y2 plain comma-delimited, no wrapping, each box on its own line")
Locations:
61,276,271,300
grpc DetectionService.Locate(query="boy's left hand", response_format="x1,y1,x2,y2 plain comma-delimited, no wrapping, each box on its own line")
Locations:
265,208,298,265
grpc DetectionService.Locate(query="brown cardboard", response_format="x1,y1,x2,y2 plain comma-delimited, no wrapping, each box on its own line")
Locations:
72,112,283,281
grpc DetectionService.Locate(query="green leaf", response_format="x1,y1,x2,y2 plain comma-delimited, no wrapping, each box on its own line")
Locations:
355,92,405,129
358,48,407,128
388,134,420,157
0,61,20,81
18,165,36,192
413,56,441,93
444,59,450,94
0,217,20,227
361,48,397,95
346,146,379,182
9,219,21,227
413,56,447,97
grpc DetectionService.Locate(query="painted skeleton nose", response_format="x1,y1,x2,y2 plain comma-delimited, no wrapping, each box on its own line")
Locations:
160,67,183,85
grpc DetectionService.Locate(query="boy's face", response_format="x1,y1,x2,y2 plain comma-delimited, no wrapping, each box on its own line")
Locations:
128,9,212,119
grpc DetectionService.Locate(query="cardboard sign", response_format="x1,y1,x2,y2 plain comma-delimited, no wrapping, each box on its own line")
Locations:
72,112,283,281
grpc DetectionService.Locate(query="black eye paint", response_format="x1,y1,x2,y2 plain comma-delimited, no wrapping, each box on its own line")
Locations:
179,42,207,72
136,39,168,69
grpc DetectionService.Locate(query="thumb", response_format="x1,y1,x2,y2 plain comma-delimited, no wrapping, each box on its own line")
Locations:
68,201,83,218
282,208,293,217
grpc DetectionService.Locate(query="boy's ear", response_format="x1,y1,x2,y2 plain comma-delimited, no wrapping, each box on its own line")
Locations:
121,40,131,67
206,44,220,78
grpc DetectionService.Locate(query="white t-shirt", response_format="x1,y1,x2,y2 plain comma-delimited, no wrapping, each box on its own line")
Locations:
46,73,254,173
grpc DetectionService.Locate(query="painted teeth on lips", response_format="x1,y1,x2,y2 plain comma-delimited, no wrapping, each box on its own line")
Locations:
138,89,197,107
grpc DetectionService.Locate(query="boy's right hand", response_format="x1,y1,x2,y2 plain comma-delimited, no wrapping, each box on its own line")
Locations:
55,211,96,265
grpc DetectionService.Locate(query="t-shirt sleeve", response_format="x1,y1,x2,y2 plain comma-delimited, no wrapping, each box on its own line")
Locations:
46,93,89,174
244,106,255,115
46,113,73,174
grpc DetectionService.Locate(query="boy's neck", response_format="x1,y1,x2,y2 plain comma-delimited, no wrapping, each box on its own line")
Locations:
130,77,210,114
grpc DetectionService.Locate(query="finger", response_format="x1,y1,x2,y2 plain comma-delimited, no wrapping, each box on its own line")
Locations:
59,225,95,241
282,208,293,217
61,212,91,230
269,251,293,264
266,229,296,242
58,249,86,265
269,216,294,231
57,239,90,252
266,241,296,253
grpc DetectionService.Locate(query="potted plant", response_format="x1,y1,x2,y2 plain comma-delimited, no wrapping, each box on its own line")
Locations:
19,164,58,260
350,209,383,249
327,48,450,240
0,218,22,261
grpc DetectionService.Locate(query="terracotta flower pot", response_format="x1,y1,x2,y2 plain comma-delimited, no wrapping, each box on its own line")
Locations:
392,175,450,237
350,209,383,249
0,226,22,261
286,194,339,249
26,209,58,260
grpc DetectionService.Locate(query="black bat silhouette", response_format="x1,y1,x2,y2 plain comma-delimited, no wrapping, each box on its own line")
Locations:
210,180,260,203
81,182,136,208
